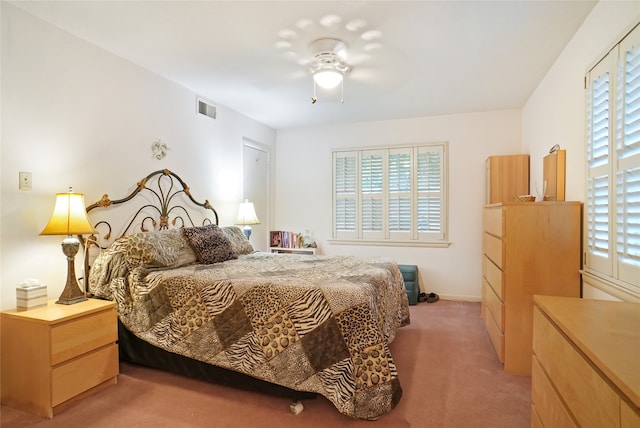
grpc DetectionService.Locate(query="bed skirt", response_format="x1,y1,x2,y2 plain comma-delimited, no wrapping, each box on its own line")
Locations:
117,320,317,400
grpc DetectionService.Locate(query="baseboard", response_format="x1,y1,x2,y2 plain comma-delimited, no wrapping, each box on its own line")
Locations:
431,294,481,302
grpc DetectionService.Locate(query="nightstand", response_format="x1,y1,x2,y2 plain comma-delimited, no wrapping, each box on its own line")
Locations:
1,298,119,418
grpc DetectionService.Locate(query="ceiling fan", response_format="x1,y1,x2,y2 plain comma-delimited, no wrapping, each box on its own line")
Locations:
261,14,409,104
309,38,351,103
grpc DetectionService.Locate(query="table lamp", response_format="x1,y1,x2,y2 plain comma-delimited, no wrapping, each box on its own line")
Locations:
40,188,97,305
235,199,260,240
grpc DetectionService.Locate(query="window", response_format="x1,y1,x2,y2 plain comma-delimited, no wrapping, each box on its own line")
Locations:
584,23,640,298
331,143,448,246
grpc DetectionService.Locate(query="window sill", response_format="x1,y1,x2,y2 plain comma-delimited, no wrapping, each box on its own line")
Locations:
581,270,640,303
328,239,451,248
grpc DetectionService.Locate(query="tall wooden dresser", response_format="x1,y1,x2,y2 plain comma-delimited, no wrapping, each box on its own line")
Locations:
481,201,581,375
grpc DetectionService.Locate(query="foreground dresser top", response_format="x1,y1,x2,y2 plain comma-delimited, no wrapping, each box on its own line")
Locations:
534,295,640,408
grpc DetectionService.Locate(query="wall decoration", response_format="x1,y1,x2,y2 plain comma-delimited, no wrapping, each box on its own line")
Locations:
151,139,169,160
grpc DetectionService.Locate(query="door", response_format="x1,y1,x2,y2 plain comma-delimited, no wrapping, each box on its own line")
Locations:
242,139,269,251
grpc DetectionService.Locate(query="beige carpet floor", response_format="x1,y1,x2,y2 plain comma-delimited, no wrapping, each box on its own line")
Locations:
1,300,531,427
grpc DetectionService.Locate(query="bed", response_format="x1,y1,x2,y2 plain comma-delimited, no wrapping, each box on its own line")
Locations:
84,169,410,420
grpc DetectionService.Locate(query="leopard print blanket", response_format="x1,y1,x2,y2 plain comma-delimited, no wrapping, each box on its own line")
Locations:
90,238,410,420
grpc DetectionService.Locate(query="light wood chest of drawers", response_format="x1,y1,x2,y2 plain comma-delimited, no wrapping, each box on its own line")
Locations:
481,202,581,375
1,298,118,418
532,296,640,428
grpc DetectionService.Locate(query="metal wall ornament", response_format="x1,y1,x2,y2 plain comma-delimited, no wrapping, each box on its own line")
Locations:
152,139,170,160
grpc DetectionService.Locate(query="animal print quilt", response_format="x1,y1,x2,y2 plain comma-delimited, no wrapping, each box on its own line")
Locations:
89,230,410,420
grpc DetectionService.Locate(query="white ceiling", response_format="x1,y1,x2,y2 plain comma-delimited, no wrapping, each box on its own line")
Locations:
10,0,597,130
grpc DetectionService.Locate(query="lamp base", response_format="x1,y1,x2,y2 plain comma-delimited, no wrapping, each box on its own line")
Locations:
241,225,252,240
56,293,88,305
56,237,88,305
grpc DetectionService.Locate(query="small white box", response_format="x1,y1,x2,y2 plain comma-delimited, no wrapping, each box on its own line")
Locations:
16,285,48,311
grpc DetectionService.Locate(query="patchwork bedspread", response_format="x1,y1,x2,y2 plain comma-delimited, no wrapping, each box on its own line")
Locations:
90,234,410,420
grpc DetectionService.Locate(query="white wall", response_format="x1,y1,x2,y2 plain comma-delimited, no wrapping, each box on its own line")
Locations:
275,110,522,301
0,4,276,309
522,0,640,300
6,1,632,309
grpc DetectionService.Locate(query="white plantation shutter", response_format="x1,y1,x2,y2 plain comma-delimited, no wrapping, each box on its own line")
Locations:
389,149,412,239
584,22,640,297
417,146,444,239
332,143,447,245
616,29,640,288
361,151,385,239
586,55,613,276
333,151,357,239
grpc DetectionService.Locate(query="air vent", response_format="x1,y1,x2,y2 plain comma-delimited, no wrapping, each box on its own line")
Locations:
197,97,216,119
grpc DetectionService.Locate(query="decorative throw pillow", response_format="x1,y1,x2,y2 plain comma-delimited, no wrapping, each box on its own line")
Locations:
221,226,254,257
182,224,235,263
120,229,197,270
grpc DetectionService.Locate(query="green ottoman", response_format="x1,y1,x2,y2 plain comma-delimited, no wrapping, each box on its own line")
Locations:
398,264,419,305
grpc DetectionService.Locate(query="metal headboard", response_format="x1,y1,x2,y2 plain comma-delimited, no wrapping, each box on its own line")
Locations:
84,169,218,251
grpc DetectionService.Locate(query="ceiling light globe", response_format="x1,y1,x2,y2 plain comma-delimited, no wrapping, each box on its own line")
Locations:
313,70,343,89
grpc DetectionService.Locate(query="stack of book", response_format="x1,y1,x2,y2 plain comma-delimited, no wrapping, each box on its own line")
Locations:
270,231,304,248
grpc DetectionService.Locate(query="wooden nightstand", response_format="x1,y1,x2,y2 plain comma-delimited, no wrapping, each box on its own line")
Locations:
1,298,119,418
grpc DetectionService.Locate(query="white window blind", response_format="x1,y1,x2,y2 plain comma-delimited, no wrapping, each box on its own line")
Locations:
616,28,640,286
334,152,357,235
586,55,613,276
332,143,448,245
361,151,384,239
584,22,640,297
389,150,411,235
417,147,443,238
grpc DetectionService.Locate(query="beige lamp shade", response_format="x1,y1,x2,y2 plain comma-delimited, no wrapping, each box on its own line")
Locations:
40,192,96,236
235,199,260,226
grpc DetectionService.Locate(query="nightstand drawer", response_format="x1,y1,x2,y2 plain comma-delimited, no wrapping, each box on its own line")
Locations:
51,307,117,365
51,343,118,407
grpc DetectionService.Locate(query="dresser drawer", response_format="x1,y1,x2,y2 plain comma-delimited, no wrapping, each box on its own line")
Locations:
622,400,640,428
51,308,117,366
51,343,118,407
533,307,620,427
483,233,504,269
484,308,504,363
483,206,504,237
531,404,544,428
532,356,577,428
482,255,503,300
483,278,504,331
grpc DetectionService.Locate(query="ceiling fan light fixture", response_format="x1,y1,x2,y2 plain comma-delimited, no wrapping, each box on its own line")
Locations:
313,69,343,89
308,38,352,103
309,38,351,86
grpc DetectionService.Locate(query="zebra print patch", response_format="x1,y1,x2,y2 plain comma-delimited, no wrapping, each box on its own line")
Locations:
317,358,356,406
225,332,266,373
200,279,236,317
287,288,333,337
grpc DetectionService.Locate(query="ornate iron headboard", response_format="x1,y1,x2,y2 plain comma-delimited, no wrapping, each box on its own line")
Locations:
84,169,218,252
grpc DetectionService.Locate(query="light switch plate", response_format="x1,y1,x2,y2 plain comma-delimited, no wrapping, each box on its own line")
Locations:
19,172,32,190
